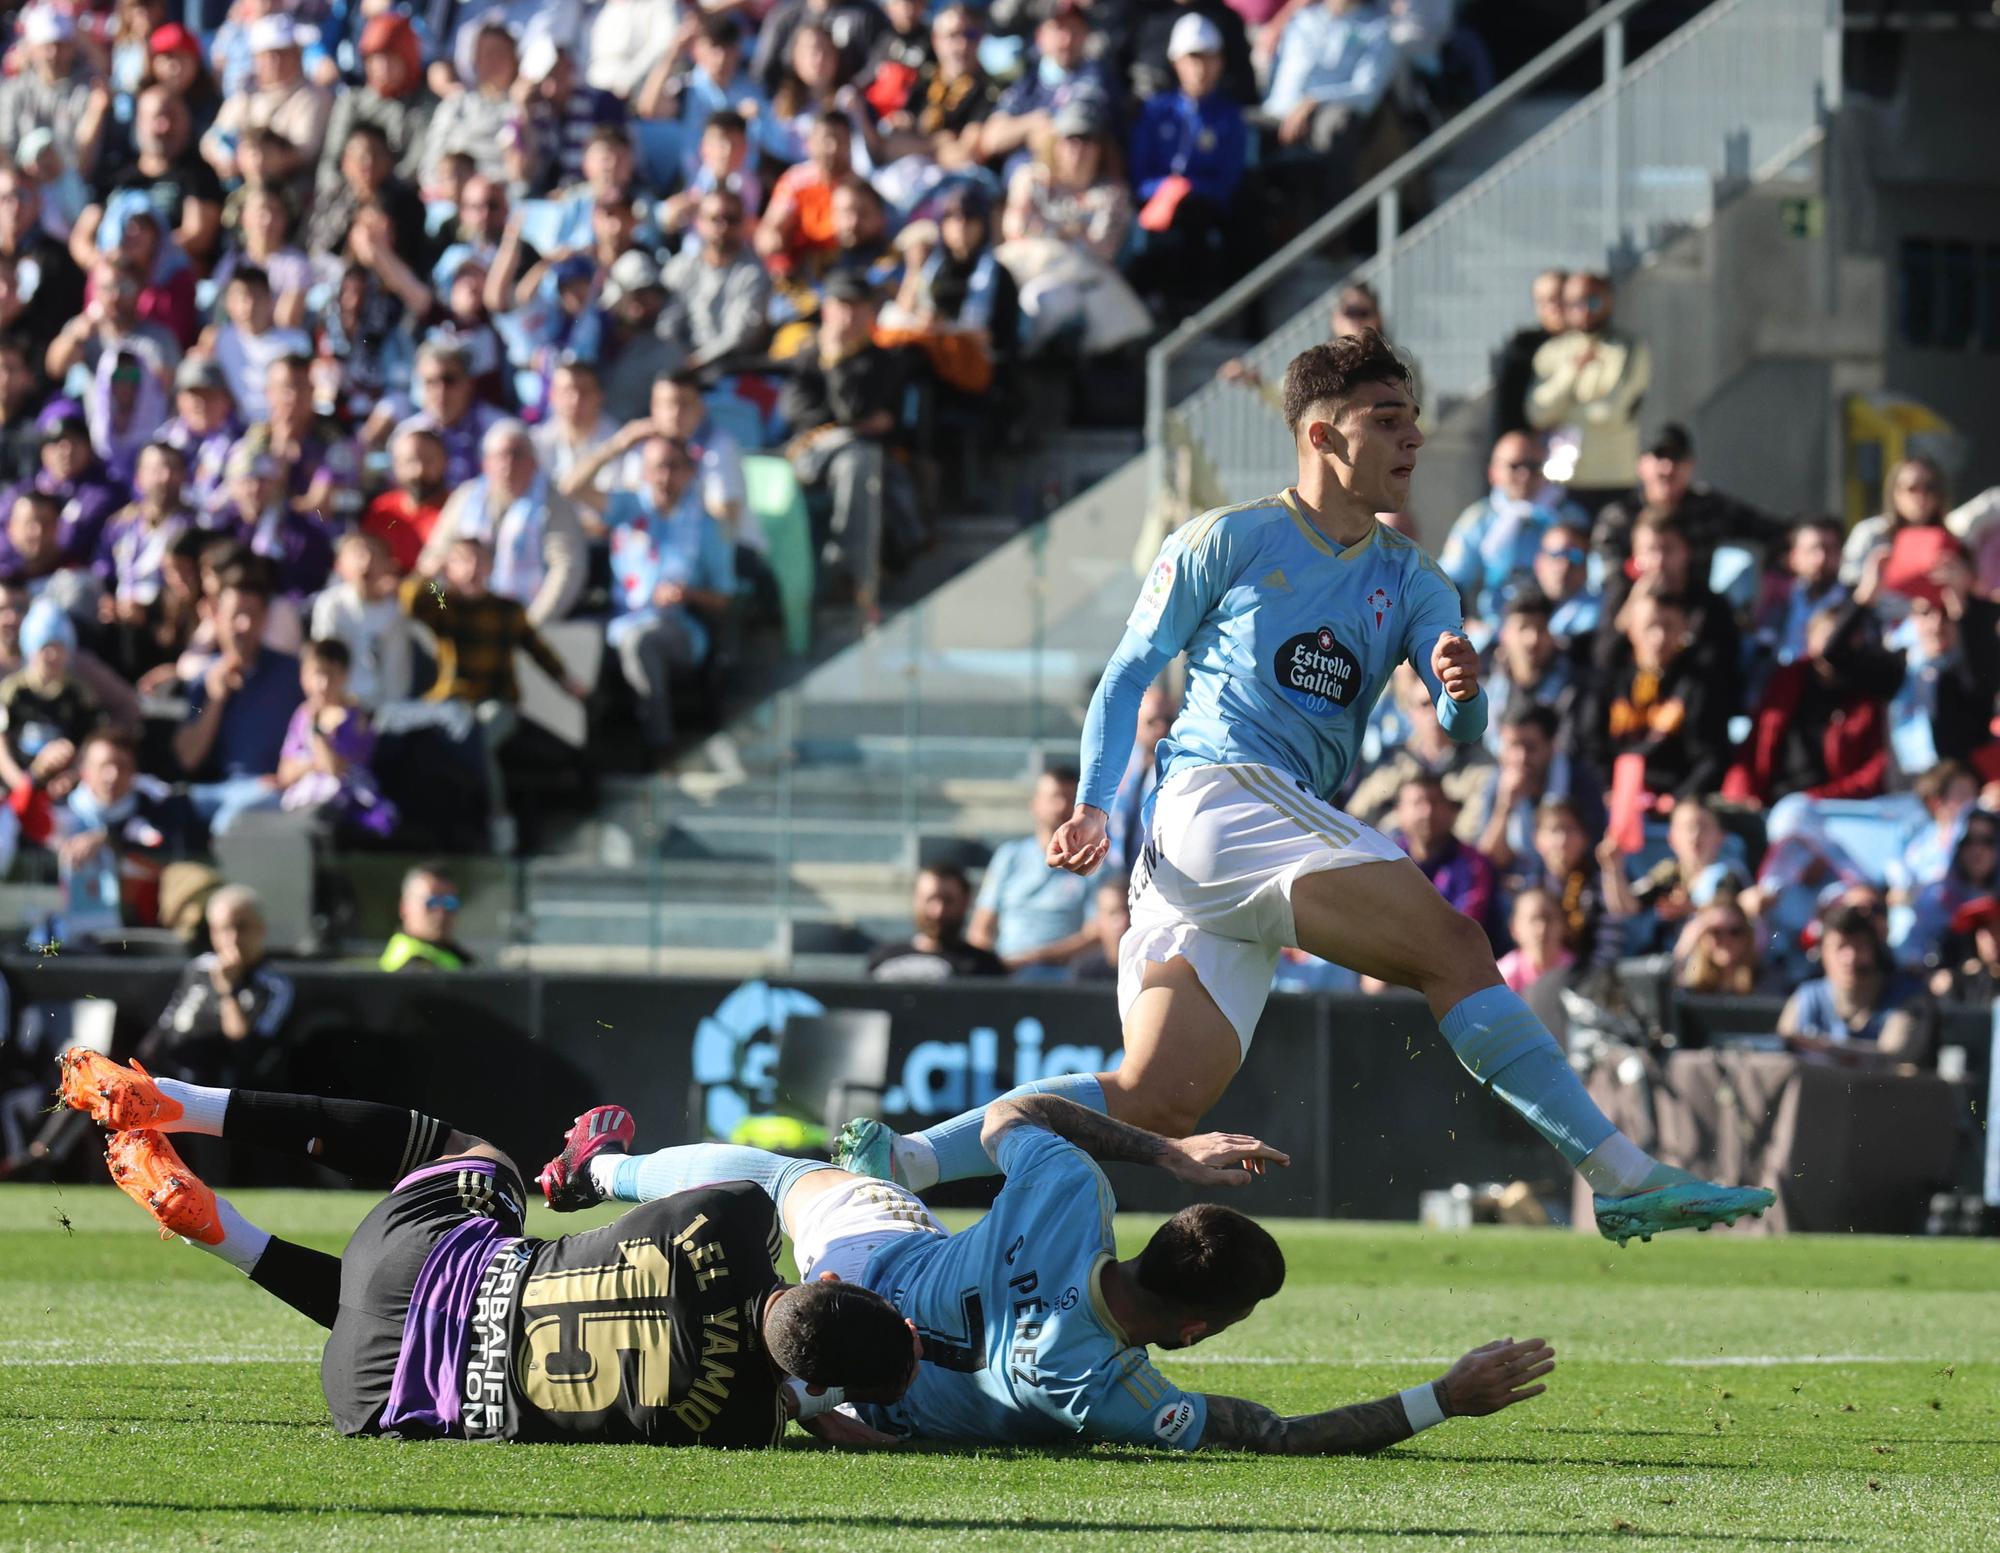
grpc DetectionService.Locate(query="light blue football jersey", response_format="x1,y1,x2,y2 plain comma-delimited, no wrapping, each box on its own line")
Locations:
856,1126,1207,1450
1119,493,1469,807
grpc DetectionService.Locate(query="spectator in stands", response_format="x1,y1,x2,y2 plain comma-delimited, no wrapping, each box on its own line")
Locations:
310,532,411,711
639,20,773,179
1531,517,1600,644
0,336,49,488
216,445,333,603
1524,796,1636,969
1896,760,1980,898
1780,902,1934,1067
1891,577,2000,772
970,765,1099,978
402,535,590,854
54,728,178,935
595,250,686,421
1346,664,1493,831
314,13,436,208
1440,432,1559,625
1592,423,1785,583
1627,796,1752,953
419,18,520,185
0,13,104,191
605,436,736,761
1731,602,1903,805
658,109,763,241
1391,771,1496,941
249,352,361,526
754,0,888,97
1526,272,1650,515
1597,508,1739,685
1103,685,1177,877
1469,701,1565,877
867,861,1008,981
781,271,921,624
862,4,997,172
1,489,97,619
1126,15,1249,311
1904,808,2000,976
979,1,1119,167
270,637,391,836
96,438,190,629
1497,886,1570,995
1756,515,1849,668
361,423,449,576
1482,592,1575,742
1842,454,1949,594
82,82,225,271
158,356,238,517
1000,98,1149,356
1126,0,1255,105
202,15,332,193
200,267,310,424
420,421,586,626
1261,0,1397,209
381,861,474,972
1673,900,1772,996
661,190,775,374
533,358,621,516
1579,587,1731,802
882,184,1020,402
0,598,97,860
136,883,293,1095
211,184,314,327
0,167,85,365
47,252,181,390
1930,895,2000,1004
1491,268,1567,444
382,340,503,488
757,110,856,279
172,557,301,838
513,43,627,197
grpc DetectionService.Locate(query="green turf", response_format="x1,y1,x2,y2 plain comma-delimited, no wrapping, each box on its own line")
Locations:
3,1184,1996,1551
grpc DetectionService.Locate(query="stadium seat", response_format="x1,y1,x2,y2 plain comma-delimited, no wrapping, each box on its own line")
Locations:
771,1009,891,1130
743,455,815,655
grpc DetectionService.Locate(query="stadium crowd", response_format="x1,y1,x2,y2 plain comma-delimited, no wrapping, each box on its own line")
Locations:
883,266,2000,1078
0,0,1493,935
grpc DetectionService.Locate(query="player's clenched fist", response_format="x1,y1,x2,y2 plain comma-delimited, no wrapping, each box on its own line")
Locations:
1047,805,1110,874
1435,1337,1555,1417
1431,630,1480,702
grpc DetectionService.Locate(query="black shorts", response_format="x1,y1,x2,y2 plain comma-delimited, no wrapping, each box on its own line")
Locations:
321,1156,527,1437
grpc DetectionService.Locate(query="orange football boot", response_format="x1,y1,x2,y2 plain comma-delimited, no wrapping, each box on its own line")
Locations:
57,1047,182,1131
104,1130,223,1245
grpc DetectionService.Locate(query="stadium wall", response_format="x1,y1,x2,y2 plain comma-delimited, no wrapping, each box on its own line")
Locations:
17,959,1985,1225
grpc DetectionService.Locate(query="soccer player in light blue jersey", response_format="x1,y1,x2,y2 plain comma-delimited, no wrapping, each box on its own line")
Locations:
839,331,1773,1248
546,1099,1555,1453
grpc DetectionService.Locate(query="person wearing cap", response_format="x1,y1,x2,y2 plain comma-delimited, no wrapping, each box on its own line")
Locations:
313,12,438,218
1125,0,1254,105
77,84,224,271
660,189,776,375
419,419,586,626
780,270,921,625
0,593,98,832
1525,272,1652,517
419,19,524,185
1126,12,1249,309
1,406,121,572
159,357,242,519
999,97,1151,355
0,6,109,183
200,13,333,188
982,1,1120,166
139,22,223,143
93,440,192,633
595,249,687,423
1261,0,1398,209
1590,421,1788,583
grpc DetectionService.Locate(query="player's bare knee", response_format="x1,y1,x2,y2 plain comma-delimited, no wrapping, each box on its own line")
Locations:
1101,1077,1205,1140
1421,910,1501,1004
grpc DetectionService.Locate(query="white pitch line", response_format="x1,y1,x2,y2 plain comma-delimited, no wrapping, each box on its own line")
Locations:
1168,1354,1932,1368
0,1352,313,1367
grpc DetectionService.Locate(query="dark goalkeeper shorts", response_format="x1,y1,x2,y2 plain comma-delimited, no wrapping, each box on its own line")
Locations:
321,1156,528,1437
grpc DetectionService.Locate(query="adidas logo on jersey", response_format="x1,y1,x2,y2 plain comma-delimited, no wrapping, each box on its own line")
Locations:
1261,568,1291,592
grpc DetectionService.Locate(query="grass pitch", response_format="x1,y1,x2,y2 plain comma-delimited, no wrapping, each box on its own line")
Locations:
2,1185,1996,1552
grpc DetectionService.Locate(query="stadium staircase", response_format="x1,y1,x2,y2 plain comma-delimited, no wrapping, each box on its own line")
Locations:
505,0,1854,974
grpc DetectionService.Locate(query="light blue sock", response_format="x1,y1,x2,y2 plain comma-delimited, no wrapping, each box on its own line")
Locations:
1438,985,1619,1166
608,1144,832,1219
913,1073,1108,1186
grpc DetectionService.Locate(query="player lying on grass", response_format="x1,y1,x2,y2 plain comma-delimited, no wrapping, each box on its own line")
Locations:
57,1049,917,1447
839,330,1772,1249
540,1090,1555,1453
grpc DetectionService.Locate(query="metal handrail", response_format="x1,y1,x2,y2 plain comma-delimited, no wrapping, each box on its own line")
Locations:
1142,0,1816,503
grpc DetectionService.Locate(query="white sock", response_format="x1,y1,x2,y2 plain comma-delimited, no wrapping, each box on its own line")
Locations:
153,1078,229,1137
892,1134,940,1192
588,1152,627,1198
1577,1132,1660,1196
193,1194,271,1274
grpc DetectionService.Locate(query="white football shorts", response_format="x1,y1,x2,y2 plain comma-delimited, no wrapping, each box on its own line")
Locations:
1117,762,1403,1055
788,1175,948,1284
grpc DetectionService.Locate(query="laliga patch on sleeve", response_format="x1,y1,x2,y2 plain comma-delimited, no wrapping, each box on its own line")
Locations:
1153,1398,1196,1444
1128,553,1177,634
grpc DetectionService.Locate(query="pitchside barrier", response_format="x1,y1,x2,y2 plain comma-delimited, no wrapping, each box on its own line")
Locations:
7,958,1986,1226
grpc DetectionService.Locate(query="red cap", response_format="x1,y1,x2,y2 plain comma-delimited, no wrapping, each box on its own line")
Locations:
1950,896,2000,936
148,22,199,56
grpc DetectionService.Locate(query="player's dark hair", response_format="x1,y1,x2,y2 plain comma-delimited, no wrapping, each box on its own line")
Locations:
1135,1204,1285,1317
765,1281,911,1391
1501,701,1560,743
1281,330,1413,437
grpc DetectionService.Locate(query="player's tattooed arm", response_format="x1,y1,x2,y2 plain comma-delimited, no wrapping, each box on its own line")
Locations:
1196,1389,1426,1456
979,1096,1289,1186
